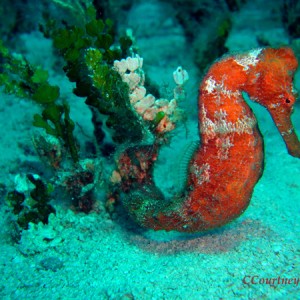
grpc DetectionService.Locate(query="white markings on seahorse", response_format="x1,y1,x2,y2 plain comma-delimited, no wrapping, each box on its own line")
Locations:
200,106,257,142
234,49,262,71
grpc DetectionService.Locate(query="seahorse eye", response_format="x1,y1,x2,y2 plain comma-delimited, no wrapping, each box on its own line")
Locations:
285,98,291,104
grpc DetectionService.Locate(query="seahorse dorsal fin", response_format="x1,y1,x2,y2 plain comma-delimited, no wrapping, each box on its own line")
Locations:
175,140,200,193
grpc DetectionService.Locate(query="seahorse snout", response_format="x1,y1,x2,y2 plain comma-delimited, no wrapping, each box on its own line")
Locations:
267,103,300,158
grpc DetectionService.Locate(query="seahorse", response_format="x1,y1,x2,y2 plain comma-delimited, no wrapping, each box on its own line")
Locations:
117,47,300,232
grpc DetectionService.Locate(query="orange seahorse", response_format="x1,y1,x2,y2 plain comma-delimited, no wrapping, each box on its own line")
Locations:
117,47,300,232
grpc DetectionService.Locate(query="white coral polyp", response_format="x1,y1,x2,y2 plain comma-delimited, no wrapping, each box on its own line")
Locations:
114,59,128,73
126,57,138,72
134,94,156,114
155,99,169,107
113,54,186,134
143,107,158,121
114,55,143,74
130,86,146,103
127,55,143,71
130,93,139,104
173,66,189,85
123,72,141,89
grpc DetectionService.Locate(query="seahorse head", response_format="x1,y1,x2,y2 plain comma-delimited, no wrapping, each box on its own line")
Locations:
245,47,300,157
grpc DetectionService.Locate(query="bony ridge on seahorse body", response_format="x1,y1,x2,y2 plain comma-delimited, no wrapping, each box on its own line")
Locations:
117,47,300,233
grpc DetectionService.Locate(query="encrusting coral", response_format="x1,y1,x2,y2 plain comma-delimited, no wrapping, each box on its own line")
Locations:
113,55,187,134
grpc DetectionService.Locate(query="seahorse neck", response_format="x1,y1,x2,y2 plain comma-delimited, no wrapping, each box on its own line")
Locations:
198,78,255,145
